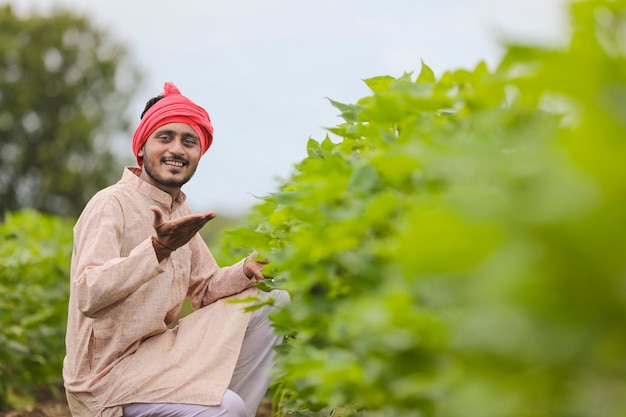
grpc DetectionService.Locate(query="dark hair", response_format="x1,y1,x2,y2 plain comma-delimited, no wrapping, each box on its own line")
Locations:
140,95,164,119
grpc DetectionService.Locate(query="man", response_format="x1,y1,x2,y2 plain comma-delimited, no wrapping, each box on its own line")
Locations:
63,82,288,417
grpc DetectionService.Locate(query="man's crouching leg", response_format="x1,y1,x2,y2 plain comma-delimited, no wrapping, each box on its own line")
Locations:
122,389,246,417
229,289,290,417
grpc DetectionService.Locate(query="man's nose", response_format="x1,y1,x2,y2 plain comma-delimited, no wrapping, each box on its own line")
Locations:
169,137,185,154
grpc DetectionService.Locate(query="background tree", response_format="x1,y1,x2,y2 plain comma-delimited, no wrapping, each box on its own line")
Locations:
0,5,141,218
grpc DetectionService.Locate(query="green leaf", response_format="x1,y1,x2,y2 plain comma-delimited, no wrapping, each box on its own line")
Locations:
417,59,435,83
326,98,360,123
362,75,395,93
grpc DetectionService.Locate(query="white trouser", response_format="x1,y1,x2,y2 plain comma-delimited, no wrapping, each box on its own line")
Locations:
123,289,289,417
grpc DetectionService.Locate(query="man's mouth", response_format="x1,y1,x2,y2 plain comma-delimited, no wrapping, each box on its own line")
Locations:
163,158,187,168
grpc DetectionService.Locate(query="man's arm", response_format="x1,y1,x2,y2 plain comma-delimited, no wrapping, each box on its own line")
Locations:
73,202,218,317
72,197,163,317
186,235,271,308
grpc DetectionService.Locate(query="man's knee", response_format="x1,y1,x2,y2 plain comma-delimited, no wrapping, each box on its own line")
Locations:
122,391,245,417
248,289,289,332
220,389,246,417
269,289,290,308
255,289,290,312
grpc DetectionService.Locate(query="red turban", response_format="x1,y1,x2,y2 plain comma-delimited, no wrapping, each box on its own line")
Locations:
132,82,214,166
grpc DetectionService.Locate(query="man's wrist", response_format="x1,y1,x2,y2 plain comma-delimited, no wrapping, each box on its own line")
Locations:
151,236,174,261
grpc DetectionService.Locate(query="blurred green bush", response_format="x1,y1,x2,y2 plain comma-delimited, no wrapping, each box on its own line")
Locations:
0,210,73,409
217,1,626,416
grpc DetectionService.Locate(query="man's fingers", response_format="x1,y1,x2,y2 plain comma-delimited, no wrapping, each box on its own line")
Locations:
191,212,217,231
150,206,164,228
200,211,217,224
189,211,216,224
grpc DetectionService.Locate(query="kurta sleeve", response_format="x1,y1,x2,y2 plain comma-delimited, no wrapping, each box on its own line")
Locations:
186,233,254,309
72,193,163,318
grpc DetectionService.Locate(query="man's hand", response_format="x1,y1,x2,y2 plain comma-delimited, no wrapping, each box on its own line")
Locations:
150,206,216,261
244,251,269,281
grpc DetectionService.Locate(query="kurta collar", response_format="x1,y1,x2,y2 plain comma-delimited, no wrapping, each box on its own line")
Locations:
121,167,187,210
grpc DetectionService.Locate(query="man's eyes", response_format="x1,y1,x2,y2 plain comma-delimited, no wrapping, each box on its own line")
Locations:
182,138,199,146
157,135,198,146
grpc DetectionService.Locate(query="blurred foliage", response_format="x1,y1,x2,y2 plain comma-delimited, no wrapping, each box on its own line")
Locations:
0,4,141,218
0,211,243,408
199,213,242,251
0,207,241,410
217,0,626,416
0,210,73,409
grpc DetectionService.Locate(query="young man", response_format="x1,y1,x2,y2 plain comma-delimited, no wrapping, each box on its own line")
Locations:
63,82,288,417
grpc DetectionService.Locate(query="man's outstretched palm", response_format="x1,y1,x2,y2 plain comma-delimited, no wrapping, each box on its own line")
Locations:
151,205,216,251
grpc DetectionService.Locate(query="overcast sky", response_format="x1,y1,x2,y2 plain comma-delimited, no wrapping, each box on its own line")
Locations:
6,0,572,215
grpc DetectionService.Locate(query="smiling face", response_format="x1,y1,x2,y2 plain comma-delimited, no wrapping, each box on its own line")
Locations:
138,122,202,197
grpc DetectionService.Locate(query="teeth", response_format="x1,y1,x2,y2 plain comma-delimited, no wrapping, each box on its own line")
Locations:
165,160,184,167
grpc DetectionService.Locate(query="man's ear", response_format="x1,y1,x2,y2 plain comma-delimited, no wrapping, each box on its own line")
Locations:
137,146,144,158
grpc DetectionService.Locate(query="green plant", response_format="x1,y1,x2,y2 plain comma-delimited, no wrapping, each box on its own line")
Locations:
0,210,73,409
218,0,626,415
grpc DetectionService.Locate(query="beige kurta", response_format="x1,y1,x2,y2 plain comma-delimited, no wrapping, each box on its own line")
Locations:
63,167,258,417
